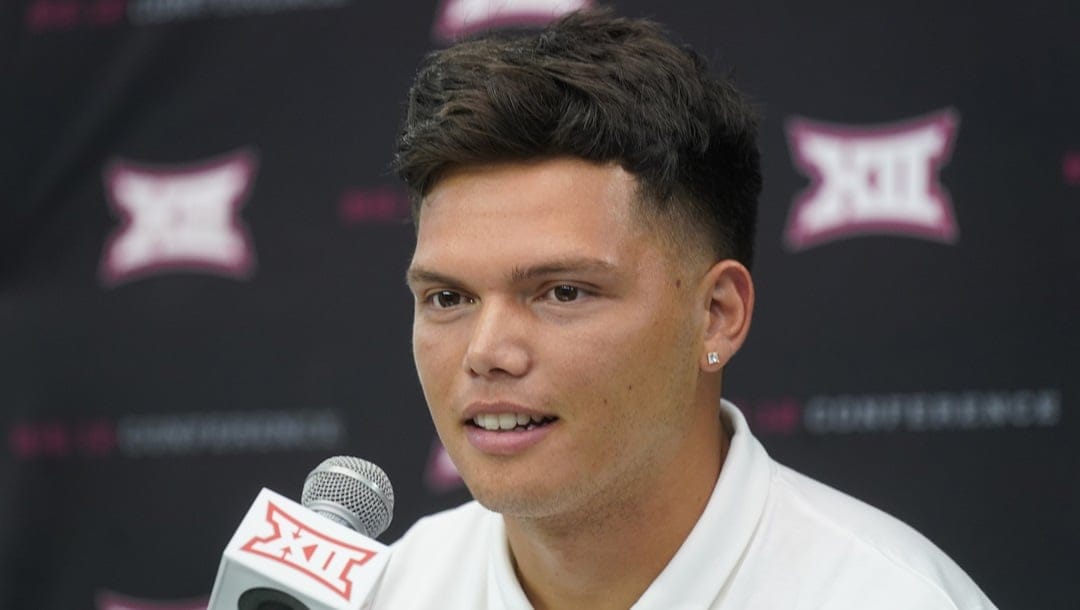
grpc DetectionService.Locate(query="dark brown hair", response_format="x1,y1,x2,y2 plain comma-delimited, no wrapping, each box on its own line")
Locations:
394,8,761,268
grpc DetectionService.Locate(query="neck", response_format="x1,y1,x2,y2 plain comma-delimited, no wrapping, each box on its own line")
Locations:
503,402,728,610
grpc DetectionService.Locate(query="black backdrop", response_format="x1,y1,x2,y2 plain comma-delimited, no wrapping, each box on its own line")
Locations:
3,1,1077,608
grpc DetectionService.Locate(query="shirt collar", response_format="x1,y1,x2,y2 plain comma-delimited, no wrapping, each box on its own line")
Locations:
632,400,772,608
486,400,771,609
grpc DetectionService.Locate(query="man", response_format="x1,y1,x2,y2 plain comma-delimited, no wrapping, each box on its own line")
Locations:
373,9,995,609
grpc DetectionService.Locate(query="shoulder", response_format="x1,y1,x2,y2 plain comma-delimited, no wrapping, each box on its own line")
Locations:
748,463,996,609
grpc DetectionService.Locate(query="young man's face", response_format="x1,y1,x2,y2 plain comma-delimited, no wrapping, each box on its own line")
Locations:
407,157,712,520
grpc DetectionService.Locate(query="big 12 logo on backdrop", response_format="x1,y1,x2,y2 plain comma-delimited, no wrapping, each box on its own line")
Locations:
432,0,592,41
784,109,960,251
99,148,258,286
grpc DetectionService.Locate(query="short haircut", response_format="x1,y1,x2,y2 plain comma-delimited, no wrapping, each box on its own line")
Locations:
394,8,762,269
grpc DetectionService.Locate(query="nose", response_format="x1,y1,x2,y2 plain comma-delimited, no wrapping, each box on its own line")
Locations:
464,299,531,379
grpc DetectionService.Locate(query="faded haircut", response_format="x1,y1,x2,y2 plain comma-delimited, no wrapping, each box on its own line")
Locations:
394,8,762,268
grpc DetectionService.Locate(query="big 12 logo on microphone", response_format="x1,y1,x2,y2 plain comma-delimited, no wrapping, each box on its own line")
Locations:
209,489,391,610
241,501,379,601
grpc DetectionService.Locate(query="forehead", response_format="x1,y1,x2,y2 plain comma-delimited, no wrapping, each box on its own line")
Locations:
410,158,655,269
421,158,638,221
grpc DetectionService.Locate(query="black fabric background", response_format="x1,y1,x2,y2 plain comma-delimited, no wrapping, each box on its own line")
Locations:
2,1,1077,608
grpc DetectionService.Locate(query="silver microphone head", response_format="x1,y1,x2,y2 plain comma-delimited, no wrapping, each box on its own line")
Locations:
301,456,395,538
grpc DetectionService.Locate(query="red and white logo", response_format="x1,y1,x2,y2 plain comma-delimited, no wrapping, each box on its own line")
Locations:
433,0,591,41
784,109,960,250
100,149,258,286
241,501,378,601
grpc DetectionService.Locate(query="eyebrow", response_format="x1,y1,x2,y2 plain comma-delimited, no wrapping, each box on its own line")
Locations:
405,257,617,288
508,257,617,283
405,266,458,288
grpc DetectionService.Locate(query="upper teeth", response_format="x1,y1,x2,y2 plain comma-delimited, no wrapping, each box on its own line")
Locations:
473,413,548,431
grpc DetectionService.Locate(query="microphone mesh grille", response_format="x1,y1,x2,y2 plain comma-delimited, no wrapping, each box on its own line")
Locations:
301,456,395,538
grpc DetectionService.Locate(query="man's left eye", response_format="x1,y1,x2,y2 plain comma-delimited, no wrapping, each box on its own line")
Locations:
551,285,579,302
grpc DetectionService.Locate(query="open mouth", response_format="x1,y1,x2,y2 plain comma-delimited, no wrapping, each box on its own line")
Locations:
468,413,559,432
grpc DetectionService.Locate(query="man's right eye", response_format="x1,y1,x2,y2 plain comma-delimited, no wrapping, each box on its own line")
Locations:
429,290,466,309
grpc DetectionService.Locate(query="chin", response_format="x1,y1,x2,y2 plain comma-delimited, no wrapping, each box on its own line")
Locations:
465,478,568,518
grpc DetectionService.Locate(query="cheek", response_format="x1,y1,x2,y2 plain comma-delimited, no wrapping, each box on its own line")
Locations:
412,326,456,397
542,321,659,407
589,311,699,406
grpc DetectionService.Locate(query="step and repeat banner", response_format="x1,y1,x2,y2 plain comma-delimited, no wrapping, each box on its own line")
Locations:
2,0,1076,608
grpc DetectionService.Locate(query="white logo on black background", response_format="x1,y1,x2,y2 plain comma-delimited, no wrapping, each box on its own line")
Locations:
100,149,258,286
433,0,591,41
785,109,959,250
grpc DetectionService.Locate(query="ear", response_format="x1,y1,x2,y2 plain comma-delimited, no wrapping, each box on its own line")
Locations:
699,260,754,372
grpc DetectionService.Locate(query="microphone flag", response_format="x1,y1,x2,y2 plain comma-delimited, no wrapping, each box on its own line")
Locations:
208,488,391,610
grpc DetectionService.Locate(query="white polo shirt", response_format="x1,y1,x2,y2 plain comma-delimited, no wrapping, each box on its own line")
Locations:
371,401,996,609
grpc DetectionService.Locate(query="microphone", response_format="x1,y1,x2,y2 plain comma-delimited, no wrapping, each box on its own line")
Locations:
301,456,394,538
207,456,396,610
